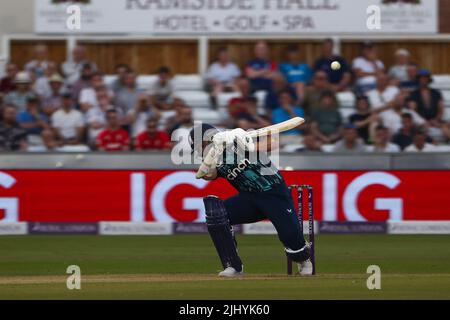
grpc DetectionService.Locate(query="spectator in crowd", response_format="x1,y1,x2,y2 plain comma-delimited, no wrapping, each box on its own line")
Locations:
352,42,385,93
24,44,52,78
85,90,119,144
0,105,27,151
33,62,60,99
27,129,60,152
264,73,297,112
167,106,194,135
96,109,130,152
51,92,85,146
42,74,65,115
17,95,49,141
392,113,432,150
168,106,194,152
379,91,425,134
313,38,351,92
332,124,367,153
388,48,411,84
279,45,312,101
235,96,271,131
400,62,419,91
272,90,305,145
404,129,437,152
366,72,400,111
296,134,323,152
71,63,96,102
135,117,172,151
149,67,174,110
115,71,144,114
408,69,449,141
79,72,110,112
367,125,400,152
62,45,97,85
302,70,332,116
0,62,18,94
4,72,34,112
228,76,255,117
245,41,277,92
110,64,131,93
349,95,378,143
310,91,343,144
126,93,160,138
205,48,241,108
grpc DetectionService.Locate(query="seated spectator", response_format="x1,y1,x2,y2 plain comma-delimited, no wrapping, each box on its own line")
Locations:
235,97,271,131
96,109,130,152
388,49,411,84
272,91,305,145
392,113,433,151
27,129,60,152
279,45,312,101
264,73,297,112
228,77,255,117
79,72,111,112
149,67,174,110
310,91,343,143
313,38,351,92
62,45,97,85
349,95,378,143
127,93,160,138
367,125,400,152
110,64,131,93
352,42,385,93
24,44,52,78
42,74,66,115
404,129,437,152
167,106,194,136
379,92,425,134
205,48,241,108
71,63,96,102
33,62,61,99
0,62,18,94
135,118,171,151
115,71,144,114
17,95,49,141
400,62,419,91
332,124,367,153
85,90,119,144
4,72,34,112
0,105,27,151
366,72,399,111
408,69,449,141
302,70,332,116
245,41,277,92
296,134,323,152
51,92,85,146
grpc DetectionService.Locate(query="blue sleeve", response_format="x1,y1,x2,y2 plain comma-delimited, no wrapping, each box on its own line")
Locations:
16,112,29,123
304,64,313,83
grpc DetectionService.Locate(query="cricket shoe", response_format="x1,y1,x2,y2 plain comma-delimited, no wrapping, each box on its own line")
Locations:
297,242,313,276
218,266,244,278
298,259,313,276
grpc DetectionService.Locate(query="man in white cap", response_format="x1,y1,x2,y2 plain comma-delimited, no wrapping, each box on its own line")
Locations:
388,48,411,83
4,72,34,112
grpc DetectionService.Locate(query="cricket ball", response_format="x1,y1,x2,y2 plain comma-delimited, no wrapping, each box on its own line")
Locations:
331,61,341,71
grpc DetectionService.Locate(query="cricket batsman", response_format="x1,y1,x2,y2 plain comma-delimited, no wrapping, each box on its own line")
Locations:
189,121,312,277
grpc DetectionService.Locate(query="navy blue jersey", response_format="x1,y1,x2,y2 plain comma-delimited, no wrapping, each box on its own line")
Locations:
216,149,284,193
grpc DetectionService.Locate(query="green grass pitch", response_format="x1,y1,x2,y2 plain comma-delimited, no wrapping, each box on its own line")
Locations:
0,234,449,299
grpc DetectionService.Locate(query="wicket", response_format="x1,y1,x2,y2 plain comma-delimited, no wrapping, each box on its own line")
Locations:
287,185,316,276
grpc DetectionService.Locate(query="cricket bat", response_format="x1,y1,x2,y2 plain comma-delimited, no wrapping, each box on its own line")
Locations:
195,117,305,179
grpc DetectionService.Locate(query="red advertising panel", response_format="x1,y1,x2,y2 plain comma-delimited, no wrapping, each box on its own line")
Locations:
0,170,449,222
